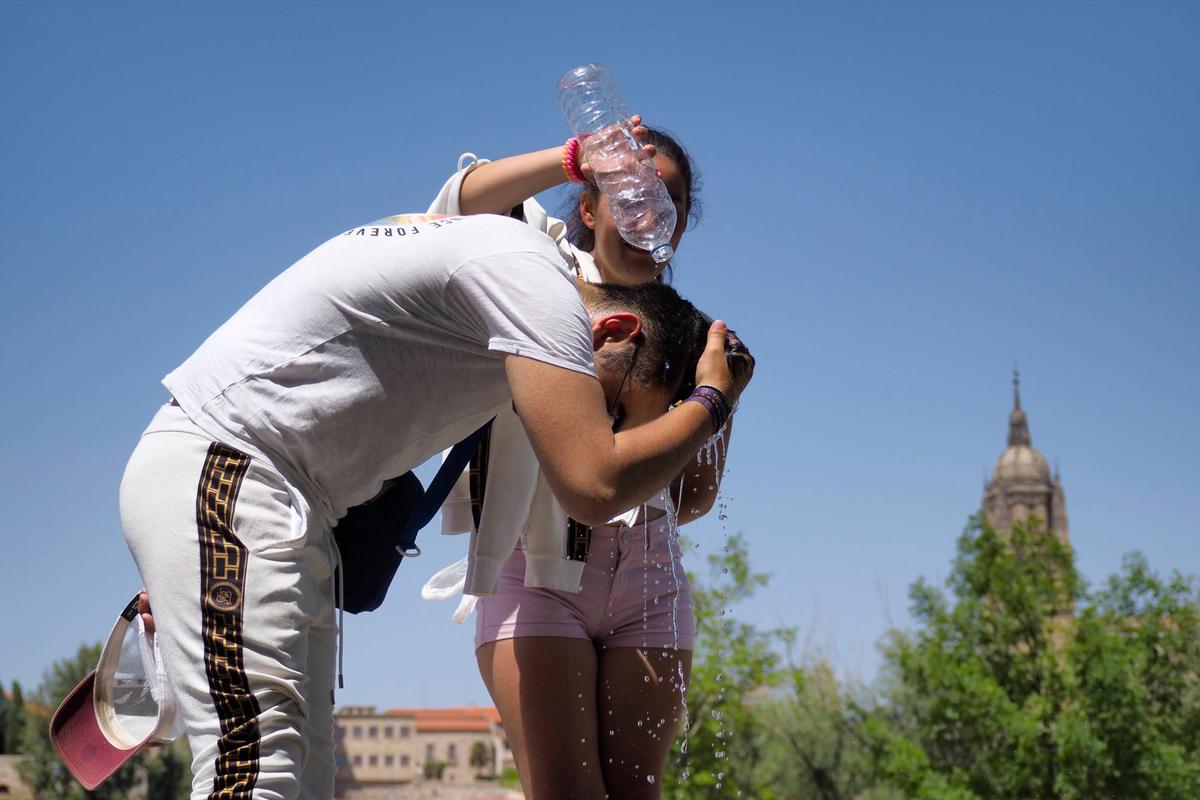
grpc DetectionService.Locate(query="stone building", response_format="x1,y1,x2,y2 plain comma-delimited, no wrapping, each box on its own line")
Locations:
0,755,31,799
333,705,513,794
982,372,1068,543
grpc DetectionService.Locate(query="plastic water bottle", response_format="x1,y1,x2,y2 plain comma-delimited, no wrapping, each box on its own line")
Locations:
556,64,677,265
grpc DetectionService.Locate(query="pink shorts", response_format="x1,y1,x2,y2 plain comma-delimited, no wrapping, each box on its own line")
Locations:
475,515,694,651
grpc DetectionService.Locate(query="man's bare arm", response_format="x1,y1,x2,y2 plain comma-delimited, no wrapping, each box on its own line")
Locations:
506,321,749,526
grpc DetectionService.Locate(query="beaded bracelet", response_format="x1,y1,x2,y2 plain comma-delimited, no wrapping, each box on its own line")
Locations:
687,384,733,434
561,137,587,184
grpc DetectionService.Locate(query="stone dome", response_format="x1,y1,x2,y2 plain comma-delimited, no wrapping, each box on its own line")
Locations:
992,443,1050,483
981,371,1070,544
990,376,1050,483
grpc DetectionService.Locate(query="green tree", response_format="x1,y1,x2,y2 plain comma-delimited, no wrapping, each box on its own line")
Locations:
469,740,492,772
662,532,789,799
145,739,193,800
17,643,143,799
867,516,1200,799
1054,553,1200,799
18,642,193,800
0,680,9,754
754,660,902,800
5,681,27,755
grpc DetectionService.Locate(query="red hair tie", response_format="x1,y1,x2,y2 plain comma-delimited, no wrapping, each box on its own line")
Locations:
561,137,587,184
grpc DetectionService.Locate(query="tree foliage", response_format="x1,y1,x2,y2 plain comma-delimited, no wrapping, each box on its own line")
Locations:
662,532,790,799
16,642,192,800
665,517,1200,799
0,681,10,754
4,680,26,755
868,517,1200,799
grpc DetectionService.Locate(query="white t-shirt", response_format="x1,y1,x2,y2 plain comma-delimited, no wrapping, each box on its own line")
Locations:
164,214,596,524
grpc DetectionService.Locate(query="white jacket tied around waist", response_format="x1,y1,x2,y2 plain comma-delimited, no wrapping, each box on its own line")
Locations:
427,154,668,600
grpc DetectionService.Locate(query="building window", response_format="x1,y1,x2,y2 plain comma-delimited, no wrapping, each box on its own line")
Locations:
426,744,435,761
352,755,362,767
384,725,394,738
448,743,457,763
401,755,411,767
335,753,348,768
351,726,362,739
400,725,411,738
368,726,378,738
384,755,394,766
368,755,378,767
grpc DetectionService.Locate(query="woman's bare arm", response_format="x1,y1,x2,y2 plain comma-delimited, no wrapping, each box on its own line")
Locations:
458,147,566,216
458,116,651,216
672,419,733,525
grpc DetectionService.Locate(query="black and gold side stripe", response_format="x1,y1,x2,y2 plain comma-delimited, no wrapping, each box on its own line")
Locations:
196,442,261,800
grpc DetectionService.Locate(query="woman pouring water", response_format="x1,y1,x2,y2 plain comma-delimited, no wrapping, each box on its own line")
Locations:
427,112,744,798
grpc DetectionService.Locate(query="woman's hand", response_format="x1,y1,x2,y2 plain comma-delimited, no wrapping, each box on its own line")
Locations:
579,114,660,182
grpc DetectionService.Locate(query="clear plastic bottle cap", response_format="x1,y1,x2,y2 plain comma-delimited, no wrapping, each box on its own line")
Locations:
651,244,674,265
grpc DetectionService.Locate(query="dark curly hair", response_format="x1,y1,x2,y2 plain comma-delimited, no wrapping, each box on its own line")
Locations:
586,280,711,404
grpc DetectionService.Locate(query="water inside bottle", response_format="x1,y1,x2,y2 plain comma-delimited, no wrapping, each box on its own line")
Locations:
582,123,677,256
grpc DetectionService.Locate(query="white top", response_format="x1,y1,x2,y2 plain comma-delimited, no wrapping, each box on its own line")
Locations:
164,213,595,526
428,157,668,598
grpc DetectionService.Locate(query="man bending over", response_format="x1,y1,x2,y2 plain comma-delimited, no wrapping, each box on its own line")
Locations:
120,212,752,799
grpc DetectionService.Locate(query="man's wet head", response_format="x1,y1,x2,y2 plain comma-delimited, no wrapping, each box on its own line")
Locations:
580,282,711,432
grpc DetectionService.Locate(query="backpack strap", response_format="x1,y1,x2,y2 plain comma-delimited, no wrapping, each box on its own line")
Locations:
396,419,494,557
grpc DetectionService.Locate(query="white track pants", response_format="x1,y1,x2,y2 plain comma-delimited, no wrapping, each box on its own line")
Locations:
120,404,336,799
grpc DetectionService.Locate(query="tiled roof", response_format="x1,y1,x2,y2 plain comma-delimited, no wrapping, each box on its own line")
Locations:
382,706,502,733
415,719,493,733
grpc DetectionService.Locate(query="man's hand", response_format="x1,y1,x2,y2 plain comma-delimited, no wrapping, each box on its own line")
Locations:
138,587,155,636
694,320,755,403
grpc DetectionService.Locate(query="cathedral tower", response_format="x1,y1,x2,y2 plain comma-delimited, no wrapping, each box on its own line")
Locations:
982,373,1069,543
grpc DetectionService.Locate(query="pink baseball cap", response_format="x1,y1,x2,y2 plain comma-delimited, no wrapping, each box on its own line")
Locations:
50,593,182,789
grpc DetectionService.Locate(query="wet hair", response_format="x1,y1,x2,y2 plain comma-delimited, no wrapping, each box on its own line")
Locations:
561,126,703,278
586,281,711,404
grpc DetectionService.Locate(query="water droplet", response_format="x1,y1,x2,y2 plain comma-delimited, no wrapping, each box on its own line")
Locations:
647,775,656,784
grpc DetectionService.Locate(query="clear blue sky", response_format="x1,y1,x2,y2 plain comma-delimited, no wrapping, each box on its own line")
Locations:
2,2,1197,707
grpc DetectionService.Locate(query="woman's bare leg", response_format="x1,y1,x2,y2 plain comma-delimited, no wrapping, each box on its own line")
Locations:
477,637,607,800
597,647,693,799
